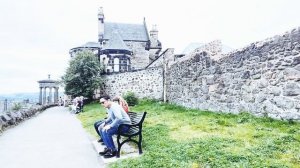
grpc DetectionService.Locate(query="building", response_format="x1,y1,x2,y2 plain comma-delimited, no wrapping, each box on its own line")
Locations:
69,7,162,73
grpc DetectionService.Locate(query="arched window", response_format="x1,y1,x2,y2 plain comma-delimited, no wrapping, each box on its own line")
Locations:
114,57,119,72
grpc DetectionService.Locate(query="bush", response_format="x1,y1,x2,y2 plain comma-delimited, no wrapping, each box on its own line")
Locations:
124,92,138,106
12,102,22,111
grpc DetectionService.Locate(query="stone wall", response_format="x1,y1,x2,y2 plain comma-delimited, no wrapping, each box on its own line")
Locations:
0,104,56,133
125,41,150,69
166,27,300,120
102,67,164,100
172,40,223,65
147,48,175,68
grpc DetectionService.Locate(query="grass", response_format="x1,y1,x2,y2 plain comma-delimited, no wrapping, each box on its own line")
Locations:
76,99,300,168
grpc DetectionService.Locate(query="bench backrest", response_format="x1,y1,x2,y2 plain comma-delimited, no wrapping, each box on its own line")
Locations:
128,111,147,128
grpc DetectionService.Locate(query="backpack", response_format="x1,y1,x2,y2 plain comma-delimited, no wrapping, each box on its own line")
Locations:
120,101,129,113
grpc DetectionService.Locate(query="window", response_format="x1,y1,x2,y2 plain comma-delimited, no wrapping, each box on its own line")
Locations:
114,58,120,72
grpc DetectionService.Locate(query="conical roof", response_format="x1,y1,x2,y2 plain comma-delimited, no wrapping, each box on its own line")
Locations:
102,31,131,52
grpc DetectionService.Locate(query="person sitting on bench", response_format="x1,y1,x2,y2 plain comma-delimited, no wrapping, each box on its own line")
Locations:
94,95,129,143
98,95,131,158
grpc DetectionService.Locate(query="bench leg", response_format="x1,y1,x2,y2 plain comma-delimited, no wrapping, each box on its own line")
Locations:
138,133,143,154
117,135,121,158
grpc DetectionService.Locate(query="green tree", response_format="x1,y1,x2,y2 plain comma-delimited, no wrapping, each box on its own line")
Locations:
62,51,102,100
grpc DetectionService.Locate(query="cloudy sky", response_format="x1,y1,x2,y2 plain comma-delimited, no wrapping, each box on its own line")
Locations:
1,0,300,94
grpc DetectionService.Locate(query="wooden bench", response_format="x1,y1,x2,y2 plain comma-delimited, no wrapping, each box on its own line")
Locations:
116,111,147,158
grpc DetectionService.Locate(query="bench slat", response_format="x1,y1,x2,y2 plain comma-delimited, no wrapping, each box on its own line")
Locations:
130,118,142,123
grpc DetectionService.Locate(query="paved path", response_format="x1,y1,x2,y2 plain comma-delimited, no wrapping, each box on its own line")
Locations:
0,106,105,168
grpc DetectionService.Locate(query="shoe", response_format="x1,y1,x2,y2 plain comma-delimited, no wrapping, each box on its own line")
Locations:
97,138,103,143
99,148,109,156
103,150,117,158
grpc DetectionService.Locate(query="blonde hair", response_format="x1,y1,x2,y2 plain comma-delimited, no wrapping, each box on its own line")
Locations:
113,96,129,112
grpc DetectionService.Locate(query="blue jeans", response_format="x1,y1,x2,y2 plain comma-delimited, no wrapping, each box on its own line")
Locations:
100,125,129,151
94,120,104,137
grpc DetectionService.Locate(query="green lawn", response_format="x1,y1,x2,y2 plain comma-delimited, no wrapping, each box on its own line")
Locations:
77,99,300,168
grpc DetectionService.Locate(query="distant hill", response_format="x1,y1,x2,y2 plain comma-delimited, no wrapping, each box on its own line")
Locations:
0,92,64,102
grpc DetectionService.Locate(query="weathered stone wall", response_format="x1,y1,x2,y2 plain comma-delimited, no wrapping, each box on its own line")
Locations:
0,104,56,133
125,41,150,69
147,48,175,68
172,40,223,65
102,67,164,100
166,28,300,120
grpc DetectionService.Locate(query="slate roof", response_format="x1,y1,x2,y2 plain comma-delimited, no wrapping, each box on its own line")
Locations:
79,42,101,48
104,22,149,42
70,42,100,51
102,31,131,51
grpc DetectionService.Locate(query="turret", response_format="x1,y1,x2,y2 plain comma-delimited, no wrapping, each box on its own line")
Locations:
148,24,162,61
150,25,158,41
98,7,104,43
149,24,161,49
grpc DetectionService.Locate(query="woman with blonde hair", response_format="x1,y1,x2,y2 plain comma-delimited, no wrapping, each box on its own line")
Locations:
112,95,129,113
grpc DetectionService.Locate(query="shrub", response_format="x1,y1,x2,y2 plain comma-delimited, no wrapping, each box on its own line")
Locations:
12,102,22,111
124,92,138,106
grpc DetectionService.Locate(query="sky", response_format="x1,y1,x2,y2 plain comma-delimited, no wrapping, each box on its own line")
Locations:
1,0,300,94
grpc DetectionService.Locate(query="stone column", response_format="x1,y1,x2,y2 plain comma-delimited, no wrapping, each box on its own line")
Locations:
43,87,47,105
54,87,59,104
49,87,52,104
39,87,43,105
53,87,57,104
4,99,7,111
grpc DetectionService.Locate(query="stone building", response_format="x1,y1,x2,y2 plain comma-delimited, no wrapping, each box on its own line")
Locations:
69,7,162,73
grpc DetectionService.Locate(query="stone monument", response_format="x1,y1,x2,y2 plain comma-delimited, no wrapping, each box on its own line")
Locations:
37,75,59,105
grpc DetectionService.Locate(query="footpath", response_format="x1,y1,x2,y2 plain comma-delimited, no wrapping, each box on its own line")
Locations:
0,106,105,168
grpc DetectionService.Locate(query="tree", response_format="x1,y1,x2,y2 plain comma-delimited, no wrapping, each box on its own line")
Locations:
62,51,102,100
